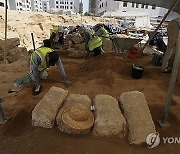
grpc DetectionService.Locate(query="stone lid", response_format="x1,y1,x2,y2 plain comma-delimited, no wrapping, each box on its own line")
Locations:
61,104,94,131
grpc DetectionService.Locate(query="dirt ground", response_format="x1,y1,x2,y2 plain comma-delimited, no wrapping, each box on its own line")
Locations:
0,51,180,154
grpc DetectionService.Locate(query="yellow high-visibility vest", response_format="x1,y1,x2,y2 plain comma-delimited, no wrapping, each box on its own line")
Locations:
31,47,53,71
88,36,102,51
101,27,110,40
50,26,59,36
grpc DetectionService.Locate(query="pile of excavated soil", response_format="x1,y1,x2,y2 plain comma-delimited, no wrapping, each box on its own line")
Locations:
0,10,117,50
0,52,180,153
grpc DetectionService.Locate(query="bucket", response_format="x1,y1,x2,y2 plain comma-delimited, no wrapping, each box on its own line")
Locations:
132,64,144,79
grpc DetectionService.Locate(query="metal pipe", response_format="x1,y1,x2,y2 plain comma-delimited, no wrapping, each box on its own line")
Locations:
161,30,180,124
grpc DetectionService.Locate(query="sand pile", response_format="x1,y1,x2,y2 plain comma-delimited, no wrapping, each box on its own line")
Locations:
0,10,117,50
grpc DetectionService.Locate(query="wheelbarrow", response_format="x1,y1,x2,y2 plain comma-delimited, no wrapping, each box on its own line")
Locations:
111,36,142,53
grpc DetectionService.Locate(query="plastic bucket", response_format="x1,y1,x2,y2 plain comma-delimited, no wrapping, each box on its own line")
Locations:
132,64,144,79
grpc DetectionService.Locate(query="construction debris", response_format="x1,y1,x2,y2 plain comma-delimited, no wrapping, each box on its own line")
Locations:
93,94,127,138
119,91,156,145
32,86,68,128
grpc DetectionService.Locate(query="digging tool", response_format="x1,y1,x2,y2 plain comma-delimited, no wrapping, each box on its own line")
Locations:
31,33,36,51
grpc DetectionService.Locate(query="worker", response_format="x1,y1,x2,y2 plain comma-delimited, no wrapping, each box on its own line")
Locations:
94,24,110,41
50,25,64,48
77,26,93,53
9,39,72,94
88,35,103,57
77,26,103,57
30,39,72,93
161,18,179,73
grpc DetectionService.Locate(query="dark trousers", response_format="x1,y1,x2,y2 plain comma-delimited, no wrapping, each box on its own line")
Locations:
92,47,102,57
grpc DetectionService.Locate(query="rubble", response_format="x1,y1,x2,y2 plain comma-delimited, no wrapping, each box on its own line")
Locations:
0,38,28,63
119,91,156,145
93,94,127,138
32,86,68,128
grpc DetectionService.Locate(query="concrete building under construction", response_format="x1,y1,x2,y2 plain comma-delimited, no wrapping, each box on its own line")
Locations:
89,0,167,17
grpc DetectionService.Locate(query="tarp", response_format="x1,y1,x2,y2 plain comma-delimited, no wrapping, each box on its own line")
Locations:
114,0,180,14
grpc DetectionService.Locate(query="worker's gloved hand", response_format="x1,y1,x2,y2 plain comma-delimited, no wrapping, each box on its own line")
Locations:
32,80,42,95
64,80,72,88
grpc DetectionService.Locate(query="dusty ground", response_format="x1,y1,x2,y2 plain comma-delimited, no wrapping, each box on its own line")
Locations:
0,50,180,154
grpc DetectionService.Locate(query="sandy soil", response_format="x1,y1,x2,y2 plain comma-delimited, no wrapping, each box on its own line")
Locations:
0,10,116,50
0,50,180,154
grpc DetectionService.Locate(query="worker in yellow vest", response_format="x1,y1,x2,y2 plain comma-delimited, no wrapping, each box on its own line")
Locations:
50,26,65,48
8,39,72,94
30,39,72,93
94,24,110,40
88,35,103,56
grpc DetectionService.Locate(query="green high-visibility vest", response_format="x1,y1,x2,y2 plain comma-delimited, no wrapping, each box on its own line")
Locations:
88,36,102,51
31,47,53,71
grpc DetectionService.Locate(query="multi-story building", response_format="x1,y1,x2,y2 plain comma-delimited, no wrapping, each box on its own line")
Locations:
42,0,50,12
89,0,167,18
49,0,80,13
0,0,5,9
79,1,83,14
89,0,96,14
8,0,43,11
9,0,26,11
23,0,32,11
31,0,42,12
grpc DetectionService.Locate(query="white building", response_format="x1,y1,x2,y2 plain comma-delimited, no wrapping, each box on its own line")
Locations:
31,0,43,12
79,1,83,14
42,0,50,12
0,0,5,9
8,0,43,12
49,0,80,13
23,0,32,11
89,0,167,18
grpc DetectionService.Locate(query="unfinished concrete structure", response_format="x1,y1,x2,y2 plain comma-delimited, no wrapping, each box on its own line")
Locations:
89,0,167,17
114,0,180,14
49,0,80,13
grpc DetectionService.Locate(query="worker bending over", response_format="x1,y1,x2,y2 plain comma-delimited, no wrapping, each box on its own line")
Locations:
77,26,103,57
9,39,72,94
30,39,72,92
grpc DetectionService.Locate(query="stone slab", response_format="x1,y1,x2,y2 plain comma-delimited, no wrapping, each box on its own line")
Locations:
93,94,127,138
119,91,156,145
32,86,68,128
